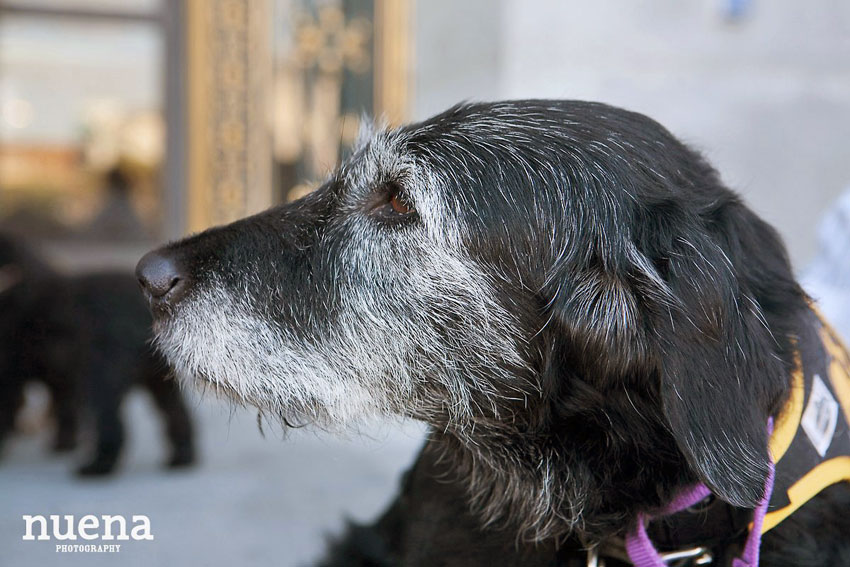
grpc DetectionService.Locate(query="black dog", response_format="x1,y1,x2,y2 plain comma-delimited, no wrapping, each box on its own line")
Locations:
137,100,850,565
0,235,195,476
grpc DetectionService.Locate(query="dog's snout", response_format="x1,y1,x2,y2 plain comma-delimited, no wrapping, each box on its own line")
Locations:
136,250,188,307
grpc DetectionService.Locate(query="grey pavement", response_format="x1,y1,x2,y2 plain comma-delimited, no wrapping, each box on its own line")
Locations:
0,389,426,567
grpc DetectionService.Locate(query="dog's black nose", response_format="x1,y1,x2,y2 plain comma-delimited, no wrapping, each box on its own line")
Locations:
136,250,187,306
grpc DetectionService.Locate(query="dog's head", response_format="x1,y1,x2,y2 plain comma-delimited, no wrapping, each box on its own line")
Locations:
138,100,806,513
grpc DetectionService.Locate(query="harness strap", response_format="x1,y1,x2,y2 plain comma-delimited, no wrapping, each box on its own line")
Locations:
731,459,774,567
624,483,711,566
624,420,775,567
645,493,751,550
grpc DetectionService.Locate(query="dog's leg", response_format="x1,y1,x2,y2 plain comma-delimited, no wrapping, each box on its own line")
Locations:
44,369,78,452
77,405,124,476
76,359,127,476
0,373,24,456
143,362,195,469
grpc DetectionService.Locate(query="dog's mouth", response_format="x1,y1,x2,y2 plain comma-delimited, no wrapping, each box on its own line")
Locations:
150,314,174,333
145,289,189,323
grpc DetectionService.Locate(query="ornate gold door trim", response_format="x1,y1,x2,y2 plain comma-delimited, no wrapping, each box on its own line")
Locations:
374,0,412,126
185,0,273,233
185,0,412,234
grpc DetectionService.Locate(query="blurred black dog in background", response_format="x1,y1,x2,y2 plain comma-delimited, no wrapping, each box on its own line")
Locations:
0,234,194,476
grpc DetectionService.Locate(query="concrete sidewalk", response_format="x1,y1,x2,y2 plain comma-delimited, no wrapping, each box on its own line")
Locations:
0,390,426,567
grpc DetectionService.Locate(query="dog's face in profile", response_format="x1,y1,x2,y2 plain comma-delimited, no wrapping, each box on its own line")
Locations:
145,121,535,427
139,100,805,539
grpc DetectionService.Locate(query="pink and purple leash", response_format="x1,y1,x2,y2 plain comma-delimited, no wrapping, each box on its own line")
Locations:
624,420,776,567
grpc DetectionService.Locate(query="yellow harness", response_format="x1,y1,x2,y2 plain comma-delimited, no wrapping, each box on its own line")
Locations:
763,309,850,533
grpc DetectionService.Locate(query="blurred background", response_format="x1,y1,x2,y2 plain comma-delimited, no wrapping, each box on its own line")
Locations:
1,0,849,565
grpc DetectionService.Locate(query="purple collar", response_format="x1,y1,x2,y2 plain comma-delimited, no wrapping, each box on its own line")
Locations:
624,420,776,567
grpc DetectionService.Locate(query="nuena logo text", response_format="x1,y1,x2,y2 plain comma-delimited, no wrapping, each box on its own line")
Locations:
22,514,153,550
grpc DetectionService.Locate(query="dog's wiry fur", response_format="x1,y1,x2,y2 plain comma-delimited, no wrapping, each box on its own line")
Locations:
142,100,850,564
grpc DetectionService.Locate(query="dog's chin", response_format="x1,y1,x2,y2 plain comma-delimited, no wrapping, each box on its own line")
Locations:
189,371,243,400
167,360,375,429
150,300,399,428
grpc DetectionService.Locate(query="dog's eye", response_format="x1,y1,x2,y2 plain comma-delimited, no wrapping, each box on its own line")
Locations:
389,194,413,215
370,183,416,222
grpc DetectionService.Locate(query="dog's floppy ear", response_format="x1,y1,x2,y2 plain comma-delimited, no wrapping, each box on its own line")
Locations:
543,201,789,507
649,231,782,508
